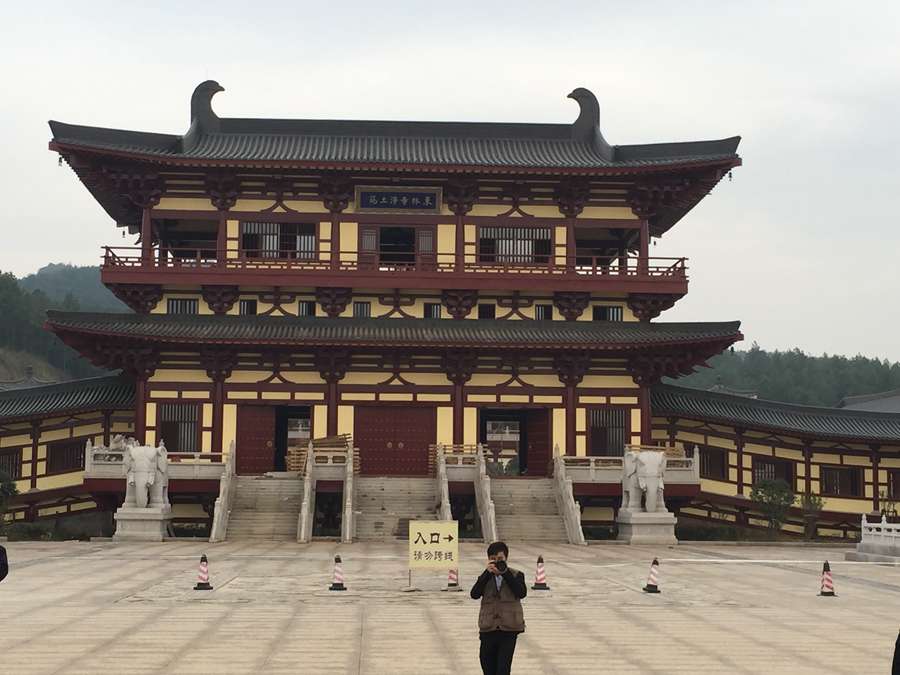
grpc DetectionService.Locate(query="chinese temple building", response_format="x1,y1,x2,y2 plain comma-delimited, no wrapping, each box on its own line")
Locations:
2,82,898,540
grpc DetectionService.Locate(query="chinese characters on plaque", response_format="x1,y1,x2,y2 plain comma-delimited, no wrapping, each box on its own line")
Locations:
408,520,459,570
355,187,442,214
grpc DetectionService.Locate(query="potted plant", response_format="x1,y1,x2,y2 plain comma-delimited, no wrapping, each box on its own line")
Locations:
800,492,824,540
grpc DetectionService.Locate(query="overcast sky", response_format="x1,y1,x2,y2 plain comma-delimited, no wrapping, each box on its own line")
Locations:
1,2,898,361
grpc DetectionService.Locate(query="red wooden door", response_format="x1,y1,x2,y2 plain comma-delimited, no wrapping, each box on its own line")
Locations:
526,408,551,476
356,406,435,475
236,405,276,474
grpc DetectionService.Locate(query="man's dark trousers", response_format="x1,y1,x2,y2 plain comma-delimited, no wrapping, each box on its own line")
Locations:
0,544,8,583
479,630,517,675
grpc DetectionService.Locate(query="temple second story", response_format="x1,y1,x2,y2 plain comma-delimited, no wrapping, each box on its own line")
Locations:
48,82,740,322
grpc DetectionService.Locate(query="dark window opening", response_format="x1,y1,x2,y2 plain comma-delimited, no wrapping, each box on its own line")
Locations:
298,300,316,317
588,408,626,457
424,302,442,319
47,439,85,474
0,449,23,480
891,471,900,500
477,304,496,320
353,301,371,318
753,457,793,486
239,299,258,316
378,227,416,265
478,226,551,265
241,222,316,259
535,304,553,321
168,298,199,315
574,235,624,267
821,466,862,497
700,446,728,480
158,403,199,454
593,305,623,321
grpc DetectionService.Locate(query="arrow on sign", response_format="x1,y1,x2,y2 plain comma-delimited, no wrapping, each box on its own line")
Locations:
444,534,455,542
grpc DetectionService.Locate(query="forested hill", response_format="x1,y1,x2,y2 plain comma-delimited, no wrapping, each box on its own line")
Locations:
18,264,127,312
670,344,900,407
0,264,128,381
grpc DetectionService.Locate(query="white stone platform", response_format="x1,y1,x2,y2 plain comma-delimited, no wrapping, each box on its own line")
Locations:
615,509,678,544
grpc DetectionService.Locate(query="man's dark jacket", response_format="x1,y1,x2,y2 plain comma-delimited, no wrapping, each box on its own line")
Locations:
470,566,527,633
0,545,8,583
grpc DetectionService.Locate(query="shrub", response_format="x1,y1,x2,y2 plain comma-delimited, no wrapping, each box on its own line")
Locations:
6,521,53,541
750,479,796,535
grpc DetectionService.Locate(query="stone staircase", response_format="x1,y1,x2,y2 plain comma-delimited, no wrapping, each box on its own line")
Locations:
226,476,304,541
491,478,569,542
355,476,439,541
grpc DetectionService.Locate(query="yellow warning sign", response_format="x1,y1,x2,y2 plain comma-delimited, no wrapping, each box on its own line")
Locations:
408,520,459,570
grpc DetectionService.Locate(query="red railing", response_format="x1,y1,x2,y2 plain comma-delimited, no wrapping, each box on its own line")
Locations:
102,247,687,280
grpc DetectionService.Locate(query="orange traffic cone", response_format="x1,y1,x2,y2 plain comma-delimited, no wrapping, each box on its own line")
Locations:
643,558,660,594
443,568,463,592
329,555,346,591
819,561,835,597
532,555,550,591
194,554,213,591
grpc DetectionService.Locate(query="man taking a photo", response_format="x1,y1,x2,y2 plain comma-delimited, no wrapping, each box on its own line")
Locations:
470,541,527,675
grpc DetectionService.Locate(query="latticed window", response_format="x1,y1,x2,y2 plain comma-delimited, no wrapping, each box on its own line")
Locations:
699,446,727,480
297,301,316,317
47,439,85,474
353,302,371,318
478,226,551,264
424,302,442,319
241,222,316,259
588,408,626,456
821,466,861,497
239,299,258,315
753,457,792,486
158,403,199,454
593,305,623,321
0,449,22,480
535,304,553,321
167,298,199,315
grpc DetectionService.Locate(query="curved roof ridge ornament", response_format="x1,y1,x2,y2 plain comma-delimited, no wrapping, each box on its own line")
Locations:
183,80,224,151
568,87,614,161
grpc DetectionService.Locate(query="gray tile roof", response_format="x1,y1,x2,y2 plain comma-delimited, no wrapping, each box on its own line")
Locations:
49,119,740,172
45,312,742,351
652,384,900,443
0,374,133,423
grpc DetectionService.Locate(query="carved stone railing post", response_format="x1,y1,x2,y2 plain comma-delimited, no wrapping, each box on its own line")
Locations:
342,441,356,543
298,441,315,543
209,441,236,543
474,443,498,543
435,444,453,521
553,449,586,545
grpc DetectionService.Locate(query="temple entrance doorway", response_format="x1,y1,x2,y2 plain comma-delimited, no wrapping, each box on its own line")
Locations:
479,408,551,476
235,405,310,474
355,406,436,475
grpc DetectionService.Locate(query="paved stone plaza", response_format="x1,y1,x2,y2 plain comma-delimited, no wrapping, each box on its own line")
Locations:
0,539,897,674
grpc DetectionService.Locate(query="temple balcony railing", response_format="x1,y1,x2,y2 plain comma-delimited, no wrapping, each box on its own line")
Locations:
560,445,700,486
101,246,688,294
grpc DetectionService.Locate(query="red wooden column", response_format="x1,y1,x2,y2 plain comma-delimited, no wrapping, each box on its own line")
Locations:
638,385,651,445
102,410,112,447
442,350,475,445
737,429,747,496
870,444,881,512
554,353,588,456
140,207,153,266
445,178,477,273
201,350,237,454
315,351,349,438
638,219,649,275
319,175,351,270
216,213,227,266
134,378,148,444
29,421,40,490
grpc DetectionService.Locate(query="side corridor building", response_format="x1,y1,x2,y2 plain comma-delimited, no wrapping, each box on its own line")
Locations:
2,82,898,538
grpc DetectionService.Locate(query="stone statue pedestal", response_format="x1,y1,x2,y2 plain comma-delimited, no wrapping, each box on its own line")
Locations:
113,505,173,542
616,509,677,545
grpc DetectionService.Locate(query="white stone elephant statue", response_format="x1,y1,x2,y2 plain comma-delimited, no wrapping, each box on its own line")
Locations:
123,440,170,509
621,449,667,513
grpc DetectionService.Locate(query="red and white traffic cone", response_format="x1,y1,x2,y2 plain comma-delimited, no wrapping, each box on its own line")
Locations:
643,558,660,594
443,568,463,592
819,561,835,597
532,555,550,591
329,555,346,591
194,554,213,591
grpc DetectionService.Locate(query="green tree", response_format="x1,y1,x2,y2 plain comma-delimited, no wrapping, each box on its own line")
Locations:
0,469,18,532
750,479,796,536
